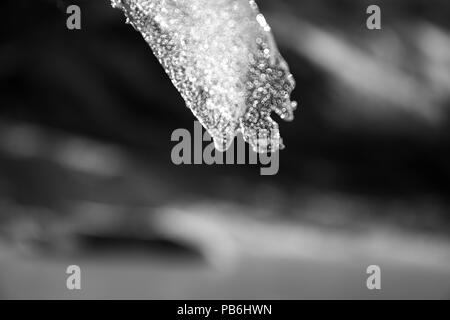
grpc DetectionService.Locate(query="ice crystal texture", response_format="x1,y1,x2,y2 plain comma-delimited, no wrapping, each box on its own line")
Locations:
111,0,297,152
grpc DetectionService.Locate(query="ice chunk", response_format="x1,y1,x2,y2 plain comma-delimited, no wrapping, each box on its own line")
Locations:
112,0,297,152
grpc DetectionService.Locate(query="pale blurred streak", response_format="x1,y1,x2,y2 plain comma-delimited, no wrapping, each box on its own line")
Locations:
269,12,450,126
153,201,450,271
0,121,125,177
416,23,450,97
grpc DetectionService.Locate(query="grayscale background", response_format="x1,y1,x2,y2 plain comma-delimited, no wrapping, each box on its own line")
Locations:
0,0,449,299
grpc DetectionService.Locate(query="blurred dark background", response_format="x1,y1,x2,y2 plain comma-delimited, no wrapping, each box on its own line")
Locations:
0,0,449,299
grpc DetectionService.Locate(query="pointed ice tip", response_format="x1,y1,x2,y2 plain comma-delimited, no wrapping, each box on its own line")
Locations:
110,0,122,9
291,101,298,110
280,111,294,122
213,136,233,152
250,136,284,153
278,139,285,150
